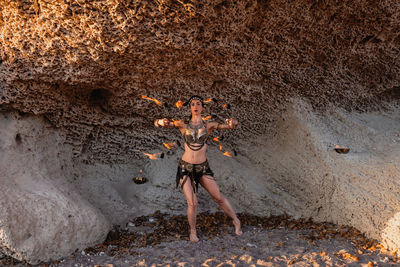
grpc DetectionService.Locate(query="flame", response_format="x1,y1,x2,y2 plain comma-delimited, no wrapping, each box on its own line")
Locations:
213,137,220,142
223,151,233,157
222,104,228,109
141,95,162,106
219,144,223,151
203,98,213,103
143,152,162,160
175,100,184,109
163,142,176,150
203,115,213,121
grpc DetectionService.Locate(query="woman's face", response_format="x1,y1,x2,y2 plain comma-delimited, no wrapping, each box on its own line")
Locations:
190,99,203,116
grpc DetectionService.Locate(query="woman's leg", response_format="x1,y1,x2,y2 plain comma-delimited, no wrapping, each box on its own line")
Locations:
200,176,242,236
180,176,199,242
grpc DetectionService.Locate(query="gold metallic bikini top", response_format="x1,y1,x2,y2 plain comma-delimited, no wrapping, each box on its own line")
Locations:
183,120,208,151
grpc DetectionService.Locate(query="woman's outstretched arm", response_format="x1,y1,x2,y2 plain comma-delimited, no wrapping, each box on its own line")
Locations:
208,118,238,132
154,118,185,129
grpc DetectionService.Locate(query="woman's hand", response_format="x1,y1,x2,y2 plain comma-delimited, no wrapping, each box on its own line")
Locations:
154,118,171,127
226,118,238,129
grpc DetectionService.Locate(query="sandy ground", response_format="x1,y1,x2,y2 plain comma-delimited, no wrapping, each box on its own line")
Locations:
1,212,399,267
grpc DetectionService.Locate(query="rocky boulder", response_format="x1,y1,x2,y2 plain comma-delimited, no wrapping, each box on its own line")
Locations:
0,112,111,264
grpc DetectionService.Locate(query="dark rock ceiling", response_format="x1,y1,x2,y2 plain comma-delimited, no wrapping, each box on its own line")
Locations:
0,0,399,163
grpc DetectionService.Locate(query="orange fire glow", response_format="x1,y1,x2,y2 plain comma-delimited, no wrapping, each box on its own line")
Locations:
141,95,162,106
203,115,213,121
143,152,162,160
175,100,184,109
219,144,223,151
203,98,213,103
223,151,232,157
163,142,176,150
213,137,220,142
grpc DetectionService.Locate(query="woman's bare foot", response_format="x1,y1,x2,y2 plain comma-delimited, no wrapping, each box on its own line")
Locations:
233,218,243,236
189,231,199,243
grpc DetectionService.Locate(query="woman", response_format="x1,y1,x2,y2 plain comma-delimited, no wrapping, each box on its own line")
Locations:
154,95,242,242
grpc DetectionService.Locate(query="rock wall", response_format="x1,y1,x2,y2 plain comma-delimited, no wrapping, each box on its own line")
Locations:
1,0,399,163
246,101,400,252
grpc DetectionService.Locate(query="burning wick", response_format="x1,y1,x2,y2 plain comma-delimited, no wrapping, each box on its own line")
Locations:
141,95,162,106
163,142,177,150
155,119,166,127
213,136,234,157
223,151,232,157
175,100,184,109
222,103,231,109
203,115,213,121
133,169,147,184
143,152,164,160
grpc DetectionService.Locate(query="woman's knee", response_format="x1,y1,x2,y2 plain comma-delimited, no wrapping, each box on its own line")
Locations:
187,200,198,209
186,196,198,209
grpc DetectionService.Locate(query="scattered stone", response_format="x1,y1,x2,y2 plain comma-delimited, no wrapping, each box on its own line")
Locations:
246,243,257,248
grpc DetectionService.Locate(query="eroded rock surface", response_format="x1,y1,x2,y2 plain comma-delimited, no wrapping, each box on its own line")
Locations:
1,0,399,162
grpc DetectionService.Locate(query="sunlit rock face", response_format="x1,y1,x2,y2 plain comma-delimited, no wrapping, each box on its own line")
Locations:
1,0,399,163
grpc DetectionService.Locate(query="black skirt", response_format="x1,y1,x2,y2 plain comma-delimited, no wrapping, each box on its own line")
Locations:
176,159,214,192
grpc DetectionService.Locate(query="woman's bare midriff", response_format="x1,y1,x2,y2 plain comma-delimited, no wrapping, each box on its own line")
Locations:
181,143,207,164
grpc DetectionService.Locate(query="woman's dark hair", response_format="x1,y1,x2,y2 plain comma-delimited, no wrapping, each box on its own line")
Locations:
184,95,204,107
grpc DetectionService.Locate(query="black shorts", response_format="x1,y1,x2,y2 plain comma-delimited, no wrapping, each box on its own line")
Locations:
176,159,214,192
